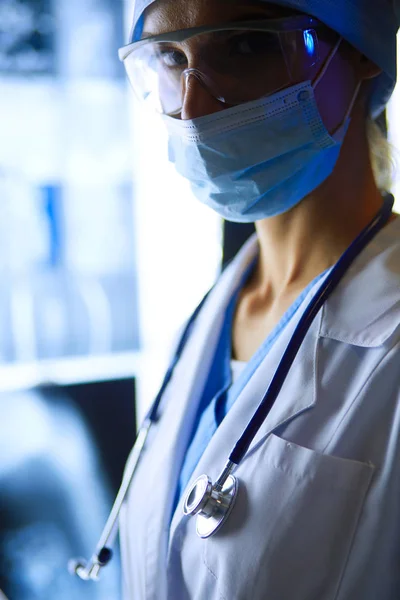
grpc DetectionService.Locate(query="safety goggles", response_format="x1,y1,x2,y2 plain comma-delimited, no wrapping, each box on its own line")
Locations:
118,15,329,116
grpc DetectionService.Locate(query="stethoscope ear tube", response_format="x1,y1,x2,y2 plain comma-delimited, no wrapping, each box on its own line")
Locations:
69,289,213,580
70,418,152,580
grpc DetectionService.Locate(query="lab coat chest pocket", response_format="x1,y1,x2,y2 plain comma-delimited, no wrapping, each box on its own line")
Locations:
202,433,374,600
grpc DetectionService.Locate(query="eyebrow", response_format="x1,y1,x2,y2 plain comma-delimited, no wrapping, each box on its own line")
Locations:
218,1,303,17
227,9,299,20
141,6,302,39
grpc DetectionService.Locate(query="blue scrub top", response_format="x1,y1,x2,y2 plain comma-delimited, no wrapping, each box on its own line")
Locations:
173,263,330,514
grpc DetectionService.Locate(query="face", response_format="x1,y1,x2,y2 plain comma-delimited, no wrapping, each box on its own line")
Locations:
141,0,379,129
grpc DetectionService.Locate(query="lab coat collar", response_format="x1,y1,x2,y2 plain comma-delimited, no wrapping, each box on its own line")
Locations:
320,216,400,347
233,216,400,348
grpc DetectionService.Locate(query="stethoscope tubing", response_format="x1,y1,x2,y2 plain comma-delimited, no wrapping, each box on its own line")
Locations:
69,418,153,580
95,419,152,552
229,196,394,465
71,195,394,579
70,292,211,579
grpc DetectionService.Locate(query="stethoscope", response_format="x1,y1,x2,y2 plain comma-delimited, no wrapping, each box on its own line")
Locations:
70,195,394,581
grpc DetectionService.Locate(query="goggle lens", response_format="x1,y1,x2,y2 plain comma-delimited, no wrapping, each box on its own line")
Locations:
121,24,321,115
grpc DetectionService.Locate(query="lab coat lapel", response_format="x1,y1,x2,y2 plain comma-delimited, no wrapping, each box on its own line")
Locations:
168,279,321,544
142,237,259,598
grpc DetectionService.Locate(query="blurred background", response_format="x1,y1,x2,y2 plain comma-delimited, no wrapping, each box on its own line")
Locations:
0,1,398,599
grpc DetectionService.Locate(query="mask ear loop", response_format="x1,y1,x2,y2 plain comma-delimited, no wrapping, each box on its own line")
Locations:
312,36,343,90
312,35,362,140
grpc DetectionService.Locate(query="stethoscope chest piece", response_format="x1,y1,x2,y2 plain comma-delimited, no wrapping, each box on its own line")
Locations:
183,473,238,539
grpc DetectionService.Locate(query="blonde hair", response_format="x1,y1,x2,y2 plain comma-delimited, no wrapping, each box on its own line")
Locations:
367,115,395,191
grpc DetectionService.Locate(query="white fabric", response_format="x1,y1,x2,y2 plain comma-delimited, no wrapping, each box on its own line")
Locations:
230,359,247,383
120,216,400,600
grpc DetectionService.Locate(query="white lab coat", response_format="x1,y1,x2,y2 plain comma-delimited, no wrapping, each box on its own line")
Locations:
120,216,400,600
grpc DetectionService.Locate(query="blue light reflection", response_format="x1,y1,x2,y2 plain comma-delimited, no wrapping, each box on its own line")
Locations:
303,29,316,57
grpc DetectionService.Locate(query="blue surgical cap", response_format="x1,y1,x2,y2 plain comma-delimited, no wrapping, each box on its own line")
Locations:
129,0,400,117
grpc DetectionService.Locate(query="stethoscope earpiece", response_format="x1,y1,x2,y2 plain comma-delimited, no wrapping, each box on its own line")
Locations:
68,546,113,581
68,558,92,580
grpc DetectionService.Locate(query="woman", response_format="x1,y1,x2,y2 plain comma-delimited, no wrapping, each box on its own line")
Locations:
118,0,400,598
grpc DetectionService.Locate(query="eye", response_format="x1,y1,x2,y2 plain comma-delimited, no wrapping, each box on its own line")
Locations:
157,46,188,68
228,32,280,56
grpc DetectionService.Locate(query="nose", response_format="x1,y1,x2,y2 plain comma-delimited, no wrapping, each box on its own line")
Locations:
181,72,226,120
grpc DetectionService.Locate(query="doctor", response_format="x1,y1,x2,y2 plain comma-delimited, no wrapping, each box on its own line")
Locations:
119,0,400,598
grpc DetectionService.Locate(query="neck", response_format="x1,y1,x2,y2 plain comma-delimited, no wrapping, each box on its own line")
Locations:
252,109,386,301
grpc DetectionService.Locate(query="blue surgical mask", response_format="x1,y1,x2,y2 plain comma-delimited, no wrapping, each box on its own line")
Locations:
162,39,360,222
